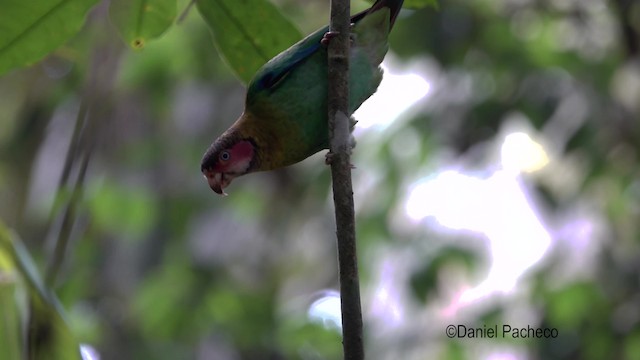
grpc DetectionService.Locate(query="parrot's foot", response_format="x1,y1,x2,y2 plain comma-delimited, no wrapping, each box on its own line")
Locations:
321,31,340,46
325,151,334,165
321,28,356,46
324,152,356,169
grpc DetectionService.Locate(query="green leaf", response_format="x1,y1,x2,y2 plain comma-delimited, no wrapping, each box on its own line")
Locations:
0,222,81,360
109,0,177,49
196,0,302,84
0,0,100,76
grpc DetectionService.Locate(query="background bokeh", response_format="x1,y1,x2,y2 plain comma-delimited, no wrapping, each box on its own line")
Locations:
1,0,639,359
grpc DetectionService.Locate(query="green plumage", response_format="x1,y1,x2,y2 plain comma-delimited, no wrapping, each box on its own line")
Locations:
201,0,403,194
247,9,389,169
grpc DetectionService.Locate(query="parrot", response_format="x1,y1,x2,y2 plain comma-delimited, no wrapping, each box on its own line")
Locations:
201,0,404,195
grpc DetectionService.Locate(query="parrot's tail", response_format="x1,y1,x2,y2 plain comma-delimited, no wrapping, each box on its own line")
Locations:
352,0,404,31
368,0,404,29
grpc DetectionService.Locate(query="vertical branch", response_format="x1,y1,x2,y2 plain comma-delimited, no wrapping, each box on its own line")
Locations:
327,1,364,360
44,141,92,288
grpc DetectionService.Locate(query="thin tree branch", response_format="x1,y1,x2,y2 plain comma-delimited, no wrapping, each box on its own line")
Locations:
44,143,92,288
41,99,88,285
327,0,364,359
44,81,95,289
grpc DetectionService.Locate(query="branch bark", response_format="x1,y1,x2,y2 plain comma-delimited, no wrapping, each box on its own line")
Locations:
327,1,364,359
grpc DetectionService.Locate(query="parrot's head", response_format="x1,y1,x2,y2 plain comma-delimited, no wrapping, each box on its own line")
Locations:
201,137,256,195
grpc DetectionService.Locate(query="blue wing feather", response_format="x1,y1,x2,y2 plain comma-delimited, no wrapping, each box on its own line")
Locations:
249,30,324,94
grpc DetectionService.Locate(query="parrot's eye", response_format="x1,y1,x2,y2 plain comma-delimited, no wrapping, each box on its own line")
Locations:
220,151,231,161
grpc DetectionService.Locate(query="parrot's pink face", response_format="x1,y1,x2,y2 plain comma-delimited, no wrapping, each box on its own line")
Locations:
201,140,255,195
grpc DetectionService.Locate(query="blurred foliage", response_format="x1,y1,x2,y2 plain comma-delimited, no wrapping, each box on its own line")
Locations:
1,0,640,359
109,0,177,49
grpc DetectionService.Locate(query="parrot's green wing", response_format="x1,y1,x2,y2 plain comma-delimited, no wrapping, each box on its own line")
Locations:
247,29,324,97
238,0,402,169
245,3,386,99
199,0,405,191
247,29,326,104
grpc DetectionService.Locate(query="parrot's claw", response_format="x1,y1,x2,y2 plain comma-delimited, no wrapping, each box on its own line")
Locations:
321,31,340,46
325,151,335,165
321,26,356,46
325,152,356,169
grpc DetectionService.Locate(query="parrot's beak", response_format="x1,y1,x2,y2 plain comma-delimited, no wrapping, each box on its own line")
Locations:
203,171,231,196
